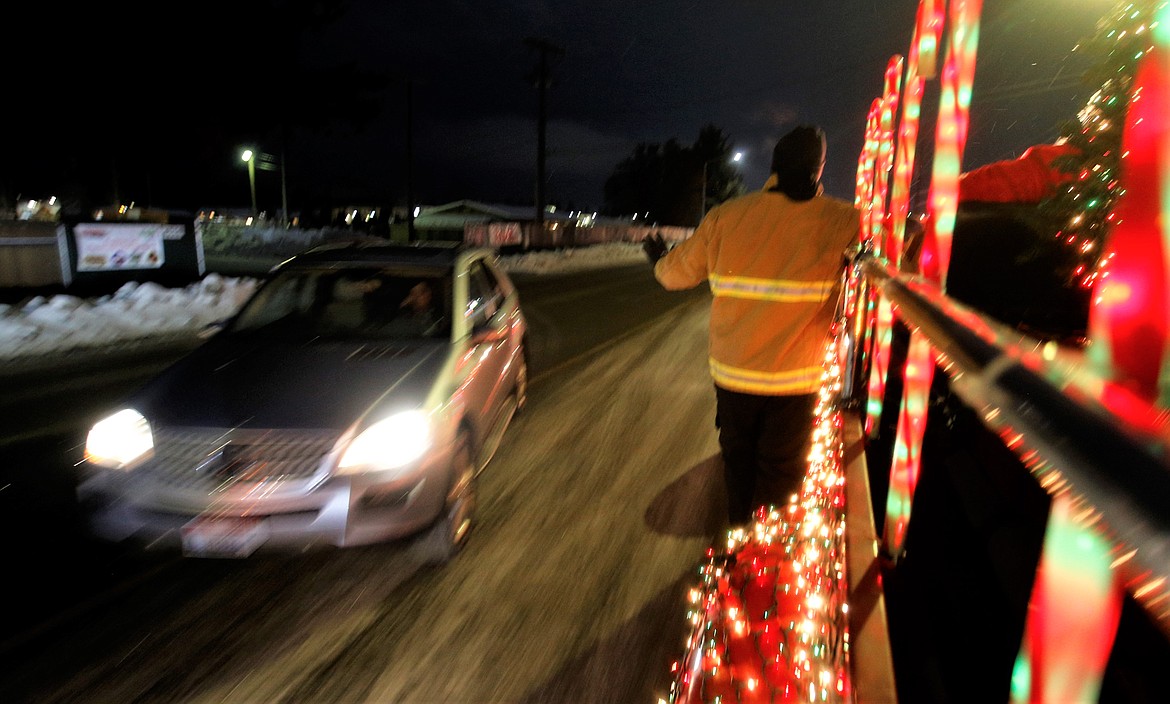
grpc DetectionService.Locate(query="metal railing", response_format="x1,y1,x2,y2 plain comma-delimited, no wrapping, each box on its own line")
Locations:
848,252,1170,701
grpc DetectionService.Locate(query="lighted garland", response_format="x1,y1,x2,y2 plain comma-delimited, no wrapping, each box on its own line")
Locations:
853,100,882,420
668,333,851,704
862,59,906,439
1041,0,1168,289
883,0,983,558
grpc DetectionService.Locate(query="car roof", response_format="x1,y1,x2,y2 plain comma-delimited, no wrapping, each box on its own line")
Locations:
275,239,487,272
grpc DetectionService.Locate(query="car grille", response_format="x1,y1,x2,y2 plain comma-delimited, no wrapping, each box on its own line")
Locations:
141,427,340,492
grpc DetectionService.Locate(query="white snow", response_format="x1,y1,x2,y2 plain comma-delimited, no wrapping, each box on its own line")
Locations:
0,242,649,363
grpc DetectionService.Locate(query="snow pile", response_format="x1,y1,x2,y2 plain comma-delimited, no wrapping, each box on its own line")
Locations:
497,242,647,274
0,274,258,360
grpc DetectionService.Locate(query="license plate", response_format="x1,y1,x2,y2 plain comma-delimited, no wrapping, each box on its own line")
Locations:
181,516,269,558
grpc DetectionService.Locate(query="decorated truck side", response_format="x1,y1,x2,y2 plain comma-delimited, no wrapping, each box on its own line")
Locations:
667,2,1170,702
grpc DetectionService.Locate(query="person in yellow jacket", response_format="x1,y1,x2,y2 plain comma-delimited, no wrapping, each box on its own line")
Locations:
643,124,860,526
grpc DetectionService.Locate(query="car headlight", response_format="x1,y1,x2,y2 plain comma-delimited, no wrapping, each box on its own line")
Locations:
85,409,154,469
337,410,433,474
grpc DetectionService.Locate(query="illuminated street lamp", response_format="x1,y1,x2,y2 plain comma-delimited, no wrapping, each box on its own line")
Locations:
240,148,257,216
700,151,744,224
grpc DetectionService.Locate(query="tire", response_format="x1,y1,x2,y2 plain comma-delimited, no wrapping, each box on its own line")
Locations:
414,431,476,565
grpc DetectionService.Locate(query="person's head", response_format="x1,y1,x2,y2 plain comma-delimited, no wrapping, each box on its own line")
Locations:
770,124,827,201
402,280,434,313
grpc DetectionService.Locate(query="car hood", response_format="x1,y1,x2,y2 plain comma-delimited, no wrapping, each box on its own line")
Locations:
131,337,451,429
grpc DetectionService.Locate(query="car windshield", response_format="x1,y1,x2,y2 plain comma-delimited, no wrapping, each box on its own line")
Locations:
227,267,453,341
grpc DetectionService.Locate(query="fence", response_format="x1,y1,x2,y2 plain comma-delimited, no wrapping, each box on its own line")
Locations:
462,220,692,249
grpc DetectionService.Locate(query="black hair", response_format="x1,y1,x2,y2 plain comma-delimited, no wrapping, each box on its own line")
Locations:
770,125,826,201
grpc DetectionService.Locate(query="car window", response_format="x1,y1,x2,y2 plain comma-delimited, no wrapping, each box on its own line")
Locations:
465,260,503,329
230,268,452,340
228,273,318,330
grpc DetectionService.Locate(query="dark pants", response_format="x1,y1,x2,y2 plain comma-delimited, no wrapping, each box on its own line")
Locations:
714,385,818,525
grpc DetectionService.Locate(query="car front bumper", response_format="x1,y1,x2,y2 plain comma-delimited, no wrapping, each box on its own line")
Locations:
76,445,454,555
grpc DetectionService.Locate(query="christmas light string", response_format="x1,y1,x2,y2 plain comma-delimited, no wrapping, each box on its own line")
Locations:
884,0,983,557
1044,1,1169,290
862,58,906,439
669,332,851,704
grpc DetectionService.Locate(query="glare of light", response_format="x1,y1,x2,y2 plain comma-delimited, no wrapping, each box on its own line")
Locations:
338,410,432,472
413,206,421,217
240,149,254,162
85,409,153,469
732,151,744,162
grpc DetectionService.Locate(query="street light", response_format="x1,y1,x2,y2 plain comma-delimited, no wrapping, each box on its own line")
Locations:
700,151,744,225
240,148,257,217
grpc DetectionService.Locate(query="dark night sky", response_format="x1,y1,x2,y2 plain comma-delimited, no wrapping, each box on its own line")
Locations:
3,1,1108,217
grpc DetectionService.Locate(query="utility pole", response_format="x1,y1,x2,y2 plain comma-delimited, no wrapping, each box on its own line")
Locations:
407,78,415,242
279,124,289,228
524,38,564,235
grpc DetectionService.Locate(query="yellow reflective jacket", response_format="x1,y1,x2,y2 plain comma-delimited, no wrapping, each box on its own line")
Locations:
653,182,860,395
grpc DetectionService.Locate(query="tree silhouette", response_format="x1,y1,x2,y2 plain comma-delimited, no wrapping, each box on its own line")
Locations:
603,124,744,227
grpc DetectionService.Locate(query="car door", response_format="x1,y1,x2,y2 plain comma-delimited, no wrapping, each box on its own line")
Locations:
460,257,512,442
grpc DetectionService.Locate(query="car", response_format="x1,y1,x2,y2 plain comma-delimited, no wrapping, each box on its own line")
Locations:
77,240,529,563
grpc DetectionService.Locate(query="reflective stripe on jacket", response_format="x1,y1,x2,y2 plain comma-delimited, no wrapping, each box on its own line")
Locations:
653,184,860,395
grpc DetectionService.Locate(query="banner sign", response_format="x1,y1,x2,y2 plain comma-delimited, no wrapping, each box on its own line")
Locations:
74,223,178,271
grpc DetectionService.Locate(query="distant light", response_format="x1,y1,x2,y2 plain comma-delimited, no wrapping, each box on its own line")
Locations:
732,151,744,162
48,196,57,205
413,206,421,217
241,149,254,162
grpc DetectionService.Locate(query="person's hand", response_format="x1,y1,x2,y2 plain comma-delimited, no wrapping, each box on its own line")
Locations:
642,233,668,265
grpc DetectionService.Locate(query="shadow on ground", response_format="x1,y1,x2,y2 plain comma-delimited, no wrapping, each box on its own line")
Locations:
643,453,727,538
